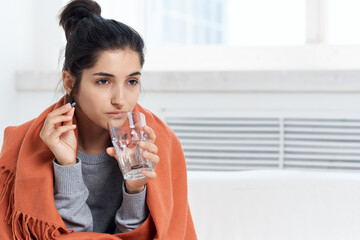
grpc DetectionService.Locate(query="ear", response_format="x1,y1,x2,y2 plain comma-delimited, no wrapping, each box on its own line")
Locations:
62,71,75,95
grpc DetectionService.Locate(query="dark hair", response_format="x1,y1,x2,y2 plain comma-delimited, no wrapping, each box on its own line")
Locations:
59,0,145,102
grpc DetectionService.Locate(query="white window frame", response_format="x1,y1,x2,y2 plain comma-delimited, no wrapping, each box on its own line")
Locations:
306,0,328,44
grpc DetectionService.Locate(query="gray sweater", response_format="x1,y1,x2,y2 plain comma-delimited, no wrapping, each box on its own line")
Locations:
53,150,149,233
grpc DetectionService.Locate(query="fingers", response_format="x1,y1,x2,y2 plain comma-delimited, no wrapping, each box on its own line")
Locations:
106,147,116,158
43,115,73,130
143,126,156,143
141,169,156,179
48,103,72,118
143,150,159,169
139,128,159,170
63,107,75,126
40,104,75,139
48,124,76,140
107,145,159,169
139,141,158,155
44,104,75,127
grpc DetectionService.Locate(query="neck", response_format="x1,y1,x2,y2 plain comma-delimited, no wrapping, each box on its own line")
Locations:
75,109,111,155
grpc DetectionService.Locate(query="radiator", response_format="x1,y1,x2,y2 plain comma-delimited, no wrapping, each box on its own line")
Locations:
161,110,360,239
162,111,360,172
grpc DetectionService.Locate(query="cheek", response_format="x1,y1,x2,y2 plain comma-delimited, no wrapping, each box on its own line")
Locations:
78,89,107,110
130,90,140,105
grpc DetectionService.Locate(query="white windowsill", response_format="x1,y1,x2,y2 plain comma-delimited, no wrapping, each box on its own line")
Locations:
16,45,360,92
16,70,360,92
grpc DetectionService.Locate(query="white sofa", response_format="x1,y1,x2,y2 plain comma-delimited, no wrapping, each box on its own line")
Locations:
187,170,360,240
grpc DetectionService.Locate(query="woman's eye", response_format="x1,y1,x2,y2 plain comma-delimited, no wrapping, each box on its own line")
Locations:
96,79,109,85
127,79,139,86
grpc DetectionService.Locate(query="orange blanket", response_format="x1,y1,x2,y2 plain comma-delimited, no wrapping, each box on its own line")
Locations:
0,96,197,240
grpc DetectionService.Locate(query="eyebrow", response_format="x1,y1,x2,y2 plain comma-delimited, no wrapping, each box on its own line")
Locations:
92,71,141,77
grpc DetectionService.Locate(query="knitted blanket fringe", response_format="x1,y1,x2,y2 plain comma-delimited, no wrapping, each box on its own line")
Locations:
0,166,70,240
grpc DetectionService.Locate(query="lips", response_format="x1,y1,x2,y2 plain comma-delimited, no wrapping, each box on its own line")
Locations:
106,111,127,118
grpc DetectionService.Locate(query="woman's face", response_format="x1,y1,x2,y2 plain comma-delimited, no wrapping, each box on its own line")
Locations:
74,48,141,130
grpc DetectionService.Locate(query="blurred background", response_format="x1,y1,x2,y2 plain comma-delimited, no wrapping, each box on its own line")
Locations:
2,0,360,239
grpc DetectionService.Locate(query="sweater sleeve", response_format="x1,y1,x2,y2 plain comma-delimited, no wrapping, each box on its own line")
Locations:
53,158,93,232
114,184,149,233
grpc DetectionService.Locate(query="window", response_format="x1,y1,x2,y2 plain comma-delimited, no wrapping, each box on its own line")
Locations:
328,0,360,44
145,0,225,45
144,0,306,46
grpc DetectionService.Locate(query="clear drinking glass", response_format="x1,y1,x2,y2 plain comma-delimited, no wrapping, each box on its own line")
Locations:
108,112,152,180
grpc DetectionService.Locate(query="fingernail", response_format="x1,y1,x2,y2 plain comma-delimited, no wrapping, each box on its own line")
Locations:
65,103,71,109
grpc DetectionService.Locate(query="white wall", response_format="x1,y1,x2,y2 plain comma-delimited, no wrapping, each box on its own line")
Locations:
0,1,64,148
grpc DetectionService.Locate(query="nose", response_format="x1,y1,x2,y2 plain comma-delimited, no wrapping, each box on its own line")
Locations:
111,84,126,108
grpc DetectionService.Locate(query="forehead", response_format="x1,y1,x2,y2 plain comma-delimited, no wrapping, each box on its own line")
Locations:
87,49,141,75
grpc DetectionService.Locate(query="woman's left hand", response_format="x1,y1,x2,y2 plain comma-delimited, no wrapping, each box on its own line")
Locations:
106,125,159,194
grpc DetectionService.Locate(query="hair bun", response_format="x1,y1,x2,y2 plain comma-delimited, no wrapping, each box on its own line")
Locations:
59,0,101,40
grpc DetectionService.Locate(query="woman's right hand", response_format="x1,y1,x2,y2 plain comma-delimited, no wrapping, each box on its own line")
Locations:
40,103,77,166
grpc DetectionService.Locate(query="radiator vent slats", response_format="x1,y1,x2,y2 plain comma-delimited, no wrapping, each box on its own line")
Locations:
284,118,360,170
164,114,360,171
166,117,280,171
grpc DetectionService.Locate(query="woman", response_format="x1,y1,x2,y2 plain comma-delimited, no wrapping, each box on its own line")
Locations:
0,0,196,239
